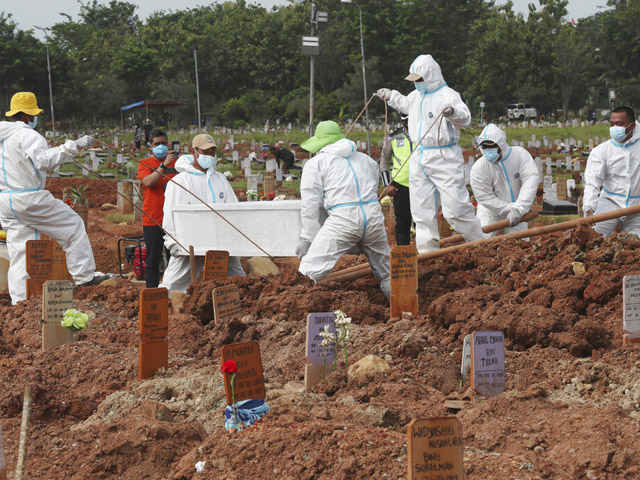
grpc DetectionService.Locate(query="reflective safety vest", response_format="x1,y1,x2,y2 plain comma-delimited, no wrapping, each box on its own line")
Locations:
391,135,413,187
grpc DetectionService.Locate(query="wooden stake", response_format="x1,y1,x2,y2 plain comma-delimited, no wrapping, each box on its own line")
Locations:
15,385,33,480
323,204,640,283
189,245,197,284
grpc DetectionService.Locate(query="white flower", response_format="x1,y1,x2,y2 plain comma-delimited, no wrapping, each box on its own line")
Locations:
319,325,335,349
334,309,352,326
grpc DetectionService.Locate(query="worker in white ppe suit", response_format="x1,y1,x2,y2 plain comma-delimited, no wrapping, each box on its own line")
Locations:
583,106,640,235
0,92,102,304
376,54,484,253
296,121,391,297
160,137,245,293
470,123,539,236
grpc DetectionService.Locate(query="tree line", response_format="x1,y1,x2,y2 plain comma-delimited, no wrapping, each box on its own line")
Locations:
1,0,638,129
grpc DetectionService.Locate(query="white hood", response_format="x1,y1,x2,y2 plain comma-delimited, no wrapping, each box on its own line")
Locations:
0,121,28,141
317,138,357,157
479,123,509,154
408,55,446,92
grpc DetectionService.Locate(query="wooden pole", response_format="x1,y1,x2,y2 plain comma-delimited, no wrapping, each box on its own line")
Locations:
15,385,33,480
189,245,197,284
439,210,540,248
323,204,640,283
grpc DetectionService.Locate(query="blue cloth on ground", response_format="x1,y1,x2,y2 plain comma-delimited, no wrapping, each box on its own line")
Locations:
224,399,270,430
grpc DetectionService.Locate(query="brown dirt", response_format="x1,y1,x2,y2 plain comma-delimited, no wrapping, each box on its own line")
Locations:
1,181,640,479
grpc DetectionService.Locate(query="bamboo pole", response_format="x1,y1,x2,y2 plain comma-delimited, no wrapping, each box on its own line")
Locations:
322,204,640,283
189,245,197,284
439,210,540,248
15,385,33,480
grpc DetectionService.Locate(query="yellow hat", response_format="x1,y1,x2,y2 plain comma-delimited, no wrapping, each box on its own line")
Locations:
192,133,216,150
5,92,44,117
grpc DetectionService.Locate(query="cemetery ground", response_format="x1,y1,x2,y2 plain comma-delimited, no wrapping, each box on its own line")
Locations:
2,135,640,478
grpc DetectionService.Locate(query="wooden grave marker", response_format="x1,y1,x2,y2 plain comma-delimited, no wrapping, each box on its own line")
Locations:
0,425,5,480
221,341,266,404
51,241,72,280
26,240,53,299
138,288,169,379
390,245,419,318
623,275,640,344
264,176,276,196
212,285,242,325
470,330,505,399
202,250,229,281
407,417,464,480
42,280,74,350
304,312,337,392
556,178,568,201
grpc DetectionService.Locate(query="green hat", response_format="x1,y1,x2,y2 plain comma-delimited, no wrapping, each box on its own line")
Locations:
301,121,345,153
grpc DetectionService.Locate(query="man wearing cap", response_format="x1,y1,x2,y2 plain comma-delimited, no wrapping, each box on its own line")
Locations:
376,54,484,253
380,115,413,245
470,124,539,236
137,129,178,288
296,120,390,297
160,134,245,292
0,91,101,304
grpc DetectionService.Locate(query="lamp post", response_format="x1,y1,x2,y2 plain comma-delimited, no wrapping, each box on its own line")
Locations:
33,25,56,142
340,0,370,156
193,45,202,130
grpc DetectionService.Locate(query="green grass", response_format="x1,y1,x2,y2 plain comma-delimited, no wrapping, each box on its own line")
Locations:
104,213,135,224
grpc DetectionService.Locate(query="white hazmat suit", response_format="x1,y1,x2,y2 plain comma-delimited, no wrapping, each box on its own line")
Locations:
0,120,96,304
160,159,245,292
583,122,640,235
298,138,390,296
383,55,484,252
470,124,539,236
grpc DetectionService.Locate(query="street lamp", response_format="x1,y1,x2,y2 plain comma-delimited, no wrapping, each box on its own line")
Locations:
33,25,56,142
341,0,371,157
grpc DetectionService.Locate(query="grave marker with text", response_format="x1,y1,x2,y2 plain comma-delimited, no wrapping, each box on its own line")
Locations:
221,341,266,404
138,288,169,379
213,285,242,325
202,250,229,281
471,330,505,398
390,245,419,318
408,417,464,480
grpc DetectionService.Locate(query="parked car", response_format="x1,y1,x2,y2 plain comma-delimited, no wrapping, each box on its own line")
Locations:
507,103,537,120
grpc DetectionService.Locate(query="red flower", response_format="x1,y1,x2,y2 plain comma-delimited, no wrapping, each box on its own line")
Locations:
65,198,72,205
221,360,237,374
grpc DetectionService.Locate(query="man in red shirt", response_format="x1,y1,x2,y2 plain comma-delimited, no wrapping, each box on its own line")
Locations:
137,129,178,287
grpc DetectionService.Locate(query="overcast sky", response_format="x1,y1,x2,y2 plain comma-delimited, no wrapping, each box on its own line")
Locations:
6,0,610,40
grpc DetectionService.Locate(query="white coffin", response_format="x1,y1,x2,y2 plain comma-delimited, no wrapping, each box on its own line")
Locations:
172,200,302,257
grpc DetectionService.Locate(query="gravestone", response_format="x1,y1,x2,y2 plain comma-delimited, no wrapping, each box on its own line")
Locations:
117,181,134,215
305,312,337,391
461,334,471,381
535,157,542,179
543,175,553,201
471,330,505,398
407,417,464,480
556,158,562,170
567,179,576,198
557,178,568,201
212,285,242,325
244,167,252,178
247,175,258,193
276,169,283,182
390,245,419,318
233,151,239,161
546,164,552,175
361,142,367,151
264,177,276,196
116,153,124,165
589,138,595,149
221,341,266,404
26,240,53,299
574,160,580,171
138,288,169,379
202,250,229,281
623,275,640,344
266,159,277,173
92,155,100,172
565,157,572,171
52,241,72,281
82,154,90,177
42,280,74,350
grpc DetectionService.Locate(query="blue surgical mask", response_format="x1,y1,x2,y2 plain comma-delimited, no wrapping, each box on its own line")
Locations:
414,82,427,93
481,147,501,163
197,154,216,170
152,144,168,159
29,116,38,129
610,125,631,143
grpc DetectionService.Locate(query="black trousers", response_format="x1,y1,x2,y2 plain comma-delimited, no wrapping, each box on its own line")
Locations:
392,182,412,245
143,225,169,288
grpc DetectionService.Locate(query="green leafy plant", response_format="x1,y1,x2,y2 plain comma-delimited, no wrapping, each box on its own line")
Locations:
69,184,89,207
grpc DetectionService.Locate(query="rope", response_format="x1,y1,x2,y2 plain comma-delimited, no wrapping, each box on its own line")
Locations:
95,140,274,259
344,94,377,137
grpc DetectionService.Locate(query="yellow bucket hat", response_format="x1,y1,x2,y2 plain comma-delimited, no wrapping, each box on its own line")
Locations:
5,92,44,117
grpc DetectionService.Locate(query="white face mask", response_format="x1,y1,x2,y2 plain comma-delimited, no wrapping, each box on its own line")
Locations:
197,154,216,169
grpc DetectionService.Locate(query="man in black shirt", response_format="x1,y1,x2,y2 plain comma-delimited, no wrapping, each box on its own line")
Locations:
268,145,295,173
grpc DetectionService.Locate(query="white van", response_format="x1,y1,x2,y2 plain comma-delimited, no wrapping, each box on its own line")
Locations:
507,103,537,120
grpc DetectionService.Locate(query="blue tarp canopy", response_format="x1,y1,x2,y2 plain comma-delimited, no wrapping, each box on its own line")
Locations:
120,100,192,111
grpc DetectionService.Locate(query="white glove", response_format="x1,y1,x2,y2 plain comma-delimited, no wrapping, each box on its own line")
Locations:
169,243,182,256
442,106,454,117
584,209,594,218
376,88,392,100
295,240,311,260
75,135,94,148
507,209,522,227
